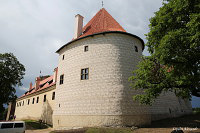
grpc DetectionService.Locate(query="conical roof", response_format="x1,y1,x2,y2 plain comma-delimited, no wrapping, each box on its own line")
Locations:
79,8,126,38
56,8,145,53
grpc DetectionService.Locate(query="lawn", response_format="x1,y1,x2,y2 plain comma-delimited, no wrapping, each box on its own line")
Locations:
24,119,50,130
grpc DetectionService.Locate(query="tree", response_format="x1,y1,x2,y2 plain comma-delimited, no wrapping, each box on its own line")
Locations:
0,53,25,116
129,0,200,105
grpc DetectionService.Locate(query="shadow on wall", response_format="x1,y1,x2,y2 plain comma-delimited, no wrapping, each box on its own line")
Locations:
40,100,53,125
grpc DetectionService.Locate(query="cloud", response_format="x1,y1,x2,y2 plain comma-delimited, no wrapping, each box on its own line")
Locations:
0,0,164,96
19,86,29,92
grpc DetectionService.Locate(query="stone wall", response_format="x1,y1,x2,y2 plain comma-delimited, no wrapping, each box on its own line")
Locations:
150,90,192,121
14,85,56,125
53,33,150,129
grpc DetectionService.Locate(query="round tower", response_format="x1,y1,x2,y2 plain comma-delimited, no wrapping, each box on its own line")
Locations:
53,8,150,129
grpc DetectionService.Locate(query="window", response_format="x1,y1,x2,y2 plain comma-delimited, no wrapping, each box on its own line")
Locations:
84,46,88,52
62,54,65,60
134,46,138,52
14,123,24,128
60,74,64,85
22,101,24,106
32,98,35,104
44,95,46,102
19,102,21,106
1,123,14,129
17,103,18,107
28,99,30,105
81,68,89,80
52,92,55,100
36,97,39,103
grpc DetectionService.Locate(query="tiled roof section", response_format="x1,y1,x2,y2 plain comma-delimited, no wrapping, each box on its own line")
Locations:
19,75,55,98
79,8,126,38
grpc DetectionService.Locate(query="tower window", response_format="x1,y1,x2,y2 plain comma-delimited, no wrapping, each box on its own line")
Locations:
22,101,24,106
44,95,46,102
52,92,55,100
84,46,88,52
62,55,65,60
135,46,138,52
81,68,89,80
36,97,39,103
60,75,64,85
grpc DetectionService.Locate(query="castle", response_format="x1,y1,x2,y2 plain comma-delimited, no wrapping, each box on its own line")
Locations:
14,8,192,129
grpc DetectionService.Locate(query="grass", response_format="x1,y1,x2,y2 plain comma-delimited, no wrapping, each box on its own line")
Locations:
24,119,50,130
193,108,200,114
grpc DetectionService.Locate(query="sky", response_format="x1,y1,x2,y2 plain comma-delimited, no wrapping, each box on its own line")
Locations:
0,0,199,107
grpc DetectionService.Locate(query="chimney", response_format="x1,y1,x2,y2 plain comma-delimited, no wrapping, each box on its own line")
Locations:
29,82,32,91
74,14,84,39
35,77,40,90
53,67,58,83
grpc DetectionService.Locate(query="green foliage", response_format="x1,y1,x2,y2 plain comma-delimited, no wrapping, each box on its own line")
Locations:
0,53,25,113
129,0,200,105
192,108,200,114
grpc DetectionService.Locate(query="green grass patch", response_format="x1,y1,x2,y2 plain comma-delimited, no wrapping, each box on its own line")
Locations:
193,108,200,114
24,119,49,130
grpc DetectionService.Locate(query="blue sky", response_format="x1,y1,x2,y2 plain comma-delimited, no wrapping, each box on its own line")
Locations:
0,0,199,107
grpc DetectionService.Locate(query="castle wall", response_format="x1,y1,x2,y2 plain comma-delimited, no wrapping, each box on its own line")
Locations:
14,85,56,125
53,33,150,129
150,90,192,121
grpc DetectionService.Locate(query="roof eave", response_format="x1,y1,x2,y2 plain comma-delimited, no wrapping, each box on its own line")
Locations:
56,31,145,53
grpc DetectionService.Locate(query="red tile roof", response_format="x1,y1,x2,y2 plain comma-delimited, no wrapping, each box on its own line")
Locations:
79,8,126,38
19,75,56,99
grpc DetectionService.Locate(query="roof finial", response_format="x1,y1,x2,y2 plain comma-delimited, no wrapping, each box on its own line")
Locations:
102,1,104,8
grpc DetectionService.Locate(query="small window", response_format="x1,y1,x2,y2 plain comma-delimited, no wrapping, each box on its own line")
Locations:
28,99,30,105
17,103,18,107
22,101,24,106
60,74,64,85
32,98,35,104
84,46,88,52
44,95,46,102
81,68,89,80
62,55,65,60
135,46,138,52
19,102,21,106
52,92,55,100
14,123,24,128
59,104,60,107
36,97,39,103
1,123,14,129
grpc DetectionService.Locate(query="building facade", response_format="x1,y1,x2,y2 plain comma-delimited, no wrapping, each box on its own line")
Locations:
14,8,192,129
14,68,57,125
